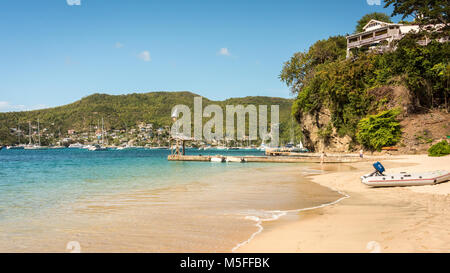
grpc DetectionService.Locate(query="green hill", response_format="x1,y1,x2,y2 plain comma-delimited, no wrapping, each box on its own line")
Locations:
0,92,295,145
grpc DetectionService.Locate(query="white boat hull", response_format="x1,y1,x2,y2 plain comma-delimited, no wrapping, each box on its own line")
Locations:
6,146,24,150
24,146,48,150
226,157,246,163
361,170,450,187
211,157,225,163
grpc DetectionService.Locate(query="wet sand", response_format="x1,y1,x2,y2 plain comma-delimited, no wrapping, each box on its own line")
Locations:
236,155,450,253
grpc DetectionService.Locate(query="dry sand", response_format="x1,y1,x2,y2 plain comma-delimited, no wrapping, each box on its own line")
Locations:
236,155,450,253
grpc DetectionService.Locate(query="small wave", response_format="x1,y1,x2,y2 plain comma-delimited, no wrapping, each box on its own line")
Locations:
231,188,350,252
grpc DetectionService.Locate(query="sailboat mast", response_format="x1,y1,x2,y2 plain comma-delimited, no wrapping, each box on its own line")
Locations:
38,118,41,146
101,117,104,145
18,124,20,144
29,121,32,145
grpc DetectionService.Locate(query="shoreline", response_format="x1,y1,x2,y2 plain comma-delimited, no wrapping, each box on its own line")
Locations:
0,159,340,253
231,189,350,252
236,155,450,253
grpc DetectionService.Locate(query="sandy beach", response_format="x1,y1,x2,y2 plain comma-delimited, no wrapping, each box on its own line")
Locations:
236,154,450,253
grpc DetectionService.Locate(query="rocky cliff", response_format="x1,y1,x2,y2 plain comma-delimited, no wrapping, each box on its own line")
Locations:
299,85,450,153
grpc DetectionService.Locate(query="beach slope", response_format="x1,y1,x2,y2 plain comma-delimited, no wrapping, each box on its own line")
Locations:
237,155,450,253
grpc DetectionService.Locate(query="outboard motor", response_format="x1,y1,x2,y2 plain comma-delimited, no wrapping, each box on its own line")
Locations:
369,162,386,177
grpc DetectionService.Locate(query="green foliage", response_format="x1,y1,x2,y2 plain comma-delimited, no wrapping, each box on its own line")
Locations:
428,140,450,157
385,0,449,27
283,31,449,145
356,110,402,151
0,127,16,146
374,37,450,107
281,1,449,150
280,36,347,94
355,12,392,33
285,51,378,137
0,92,295,145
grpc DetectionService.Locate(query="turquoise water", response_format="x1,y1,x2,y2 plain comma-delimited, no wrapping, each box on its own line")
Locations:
0,148,266,222
0,148,341,252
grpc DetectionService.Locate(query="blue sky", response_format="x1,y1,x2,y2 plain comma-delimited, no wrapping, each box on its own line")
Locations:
0,0,401,112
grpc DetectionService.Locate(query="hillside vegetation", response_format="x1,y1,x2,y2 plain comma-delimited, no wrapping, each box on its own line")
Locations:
280,5,450,152
0,92,295,145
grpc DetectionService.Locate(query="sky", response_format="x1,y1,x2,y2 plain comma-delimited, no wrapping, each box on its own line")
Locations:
0,0,402,112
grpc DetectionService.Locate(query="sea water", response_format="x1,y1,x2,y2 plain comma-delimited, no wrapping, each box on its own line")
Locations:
0,148,341,252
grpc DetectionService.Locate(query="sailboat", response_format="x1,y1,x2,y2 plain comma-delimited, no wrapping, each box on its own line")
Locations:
89,117,108,151
24,119,47,150
68,143,84,148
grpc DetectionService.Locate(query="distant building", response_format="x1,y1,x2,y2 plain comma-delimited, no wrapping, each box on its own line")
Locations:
138,123,153,132
346,19,448,58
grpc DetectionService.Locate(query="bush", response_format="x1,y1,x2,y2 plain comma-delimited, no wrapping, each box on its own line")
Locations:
356,109,402,151
428,141,450,157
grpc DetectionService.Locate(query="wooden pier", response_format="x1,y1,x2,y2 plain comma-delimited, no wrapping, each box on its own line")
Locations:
168,154,368,164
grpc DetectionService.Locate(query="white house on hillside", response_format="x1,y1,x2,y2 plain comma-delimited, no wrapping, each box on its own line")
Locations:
346,19,419,58
347,19,449,58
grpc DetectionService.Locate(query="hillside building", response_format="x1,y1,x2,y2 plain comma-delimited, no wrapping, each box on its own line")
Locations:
346,19,448,58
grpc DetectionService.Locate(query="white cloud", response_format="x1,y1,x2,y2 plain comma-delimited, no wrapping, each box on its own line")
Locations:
66,0,81,6
115,42,124,48
0,101,25,112
0,101,48,112
218,48,231,56
138,51,151,62
366,0,381,5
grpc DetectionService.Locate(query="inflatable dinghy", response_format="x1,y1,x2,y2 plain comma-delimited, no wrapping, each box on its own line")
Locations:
361,162,450,187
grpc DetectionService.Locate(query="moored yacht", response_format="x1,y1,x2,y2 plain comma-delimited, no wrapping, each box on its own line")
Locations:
88,144,108,151
24,144,48,150
88,117,108,151
24,119,47,150
69,143,84,148
6,145,25,150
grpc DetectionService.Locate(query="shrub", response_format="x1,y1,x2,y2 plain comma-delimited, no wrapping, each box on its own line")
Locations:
428,141,450,157
356,109,402,151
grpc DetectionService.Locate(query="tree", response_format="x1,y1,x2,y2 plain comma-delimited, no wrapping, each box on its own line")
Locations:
385,0,449,26
280,36,347,95
356,109,402,151
355,12,392,33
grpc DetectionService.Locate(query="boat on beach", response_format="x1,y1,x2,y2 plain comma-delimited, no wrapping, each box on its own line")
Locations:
361,162,450,187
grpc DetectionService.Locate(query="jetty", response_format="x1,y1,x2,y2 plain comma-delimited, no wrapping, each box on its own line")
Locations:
168,153,370,164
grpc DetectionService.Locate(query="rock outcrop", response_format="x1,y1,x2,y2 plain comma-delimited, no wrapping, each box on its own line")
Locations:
298,85,448,153
300,108,353,152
